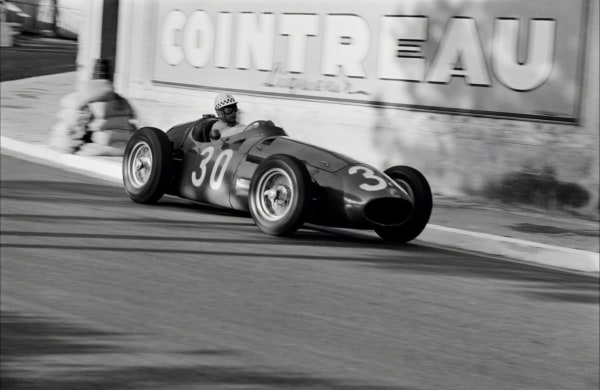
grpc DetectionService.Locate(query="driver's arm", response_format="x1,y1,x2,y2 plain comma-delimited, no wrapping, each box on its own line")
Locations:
210,127,221,140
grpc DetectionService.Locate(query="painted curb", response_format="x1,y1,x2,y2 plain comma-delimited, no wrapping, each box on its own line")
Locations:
420,225,599,274
2,135,599,275
1,136,122,183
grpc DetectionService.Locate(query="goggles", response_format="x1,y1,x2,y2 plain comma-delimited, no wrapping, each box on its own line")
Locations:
221,104,238,114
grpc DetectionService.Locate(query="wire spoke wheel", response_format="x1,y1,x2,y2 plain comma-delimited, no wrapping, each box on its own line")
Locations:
128,141,153,188
256,168,294,221
122,127,172,204
249,155,313,236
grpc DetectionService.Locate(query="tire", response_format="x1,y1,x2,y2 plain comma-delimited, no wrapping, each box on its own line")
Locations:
122,127,172,204
375,166,433,243
249,155,313,236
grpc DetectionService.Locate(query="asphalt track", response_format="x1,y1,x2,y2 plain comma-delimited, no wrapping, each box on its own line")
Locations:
1,154,599,389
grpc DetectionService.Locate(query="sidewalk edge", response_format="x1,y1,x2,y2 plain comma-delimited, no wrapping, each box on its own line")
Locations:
1,136,121,183
420,225,599,274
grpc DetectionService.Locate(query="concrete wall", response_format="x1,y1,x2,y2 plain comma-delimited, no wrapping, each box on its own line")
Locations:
81,0,599,219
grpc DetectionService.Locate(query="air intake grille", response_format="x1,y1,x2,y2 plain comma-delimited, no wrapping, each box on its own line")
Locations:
364,198,413,226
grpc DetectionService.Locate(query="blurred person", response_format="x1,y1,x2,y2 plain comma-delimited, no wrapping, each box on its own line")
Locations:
210,93,246,140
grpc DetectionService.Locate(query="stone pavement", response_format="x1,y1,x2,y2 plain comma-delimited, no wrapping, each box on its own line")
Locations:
1,72,599,274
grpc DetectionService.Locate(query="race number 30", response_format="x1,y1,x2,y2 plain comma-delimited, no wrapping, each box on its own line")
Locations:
191,146,233,190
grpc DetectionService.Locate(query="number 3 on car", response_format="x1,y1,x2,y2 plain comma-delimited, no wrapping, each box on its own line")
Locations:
348,166,387,192
191,146,233,190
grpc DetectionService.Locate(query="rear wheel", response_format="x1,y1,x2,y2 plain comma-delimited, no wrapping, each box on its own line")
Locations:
123,127,172,203
249,155,313,236
375,166,432,243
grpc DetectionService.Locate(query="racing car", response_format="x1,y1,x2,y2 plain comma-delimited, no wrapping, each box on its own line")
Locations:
122,116,432,242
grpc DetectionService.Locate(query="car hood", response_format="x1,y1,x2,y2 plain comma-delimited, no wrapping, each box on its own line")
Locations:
246,136,359,173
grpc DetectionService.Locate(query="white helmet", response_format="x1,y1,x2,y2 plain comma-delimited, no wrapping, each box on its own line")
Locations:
214,93,237,110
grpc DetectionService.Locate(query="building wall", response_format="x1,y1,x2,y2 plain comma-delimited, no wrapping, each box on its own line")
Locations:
81,0,599,218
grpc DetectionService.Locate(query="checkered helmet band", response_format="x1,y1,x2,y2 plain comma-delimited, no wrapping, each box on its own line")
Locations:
214,93,237,110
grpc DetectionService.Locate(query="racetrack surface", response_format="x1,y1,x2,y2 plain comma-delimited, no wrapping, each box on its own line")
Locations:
1,154,599,389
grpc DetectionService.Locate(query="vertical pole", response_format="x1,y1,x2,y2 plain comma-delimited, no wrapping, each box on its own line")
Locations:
99,0,120,81
51,0,58,35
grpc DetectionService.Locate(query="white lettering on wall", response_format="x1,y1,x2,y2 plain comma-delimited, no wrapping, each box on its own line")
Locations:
158,10,561,94
235,13,276,71
492,18,556,91
426,17,491,86
279,14,319,74
161,10,185,66
377,16,427,81
322,14,370,78
184,10,214,68
214,12,233,68
152,2,580,121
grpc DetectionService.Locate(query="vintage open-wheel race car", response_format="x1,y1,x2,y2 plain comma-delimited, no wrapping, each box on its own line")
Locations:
122,116,432,242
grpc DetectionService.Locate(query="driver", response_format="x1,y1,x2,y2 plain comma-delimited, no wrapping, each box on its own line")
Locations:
210,93,246,140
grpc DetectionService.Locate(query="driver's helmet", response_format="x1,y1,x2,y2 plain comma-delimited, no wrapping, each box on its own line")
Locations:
214,93,237,111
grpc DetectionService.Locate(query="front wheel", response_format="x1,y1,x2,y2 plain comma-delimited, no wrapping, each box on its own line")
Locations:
249,155,313,236
375,166,432,243
122,127,172,203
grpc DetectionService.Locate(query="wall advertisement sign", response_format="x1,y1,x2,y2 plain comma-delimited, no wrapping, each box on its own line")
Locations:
152,0,589,123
